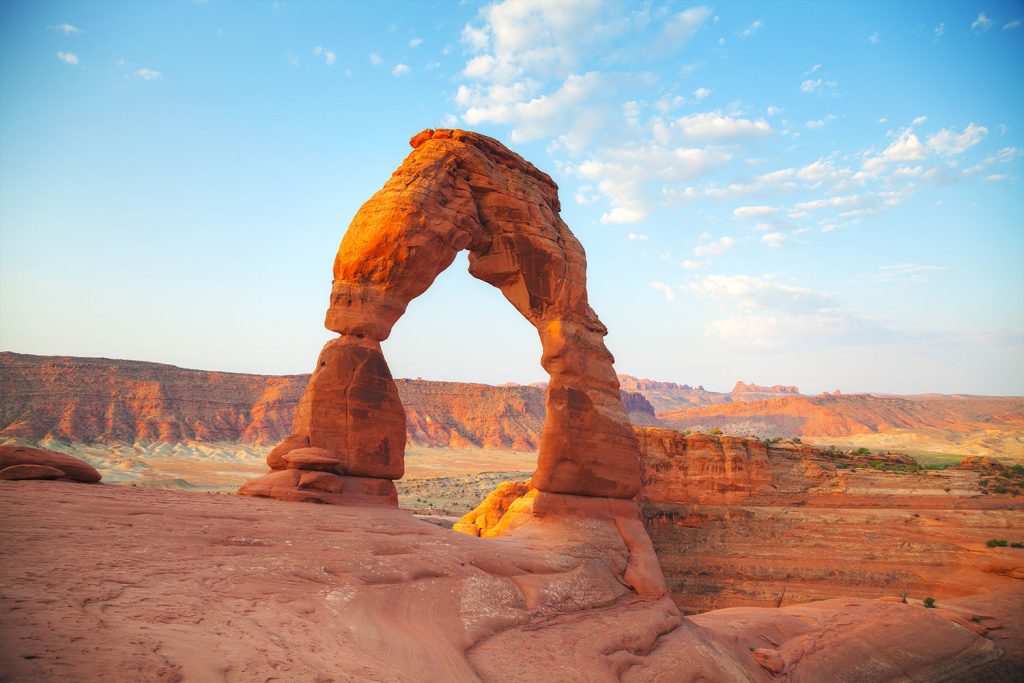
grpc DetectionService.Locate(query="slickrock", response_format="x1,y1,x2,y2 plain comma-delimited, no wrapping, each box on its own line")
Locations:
3,481,1020,682
245,129,641,503
0,444,101,483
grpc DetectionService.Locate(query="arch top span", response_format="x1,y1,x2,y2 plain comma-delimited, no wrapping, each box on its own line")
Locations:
239,129,642,507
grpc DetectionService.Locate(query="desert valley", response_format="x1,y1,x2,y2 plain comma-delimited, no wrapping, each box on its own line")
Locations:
3,2,1024,680
2,127,1023,682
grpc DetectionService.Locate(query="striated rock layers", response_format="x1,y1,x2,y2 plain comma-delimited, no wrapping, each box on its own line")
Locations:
634,428,1024,614
458,428,1024,615
241,129,642,506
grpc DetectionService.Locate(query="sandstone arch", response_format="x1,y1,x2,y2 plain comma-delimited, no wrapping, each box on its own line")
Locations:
239,129,642,506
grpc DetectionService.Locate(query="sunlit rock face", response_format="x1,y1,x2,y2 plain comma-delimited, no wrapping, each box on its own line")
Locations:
240,129,642,505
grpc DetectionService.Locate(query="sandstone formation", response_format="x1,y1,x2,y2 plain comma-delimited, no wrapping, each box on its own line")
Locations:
0,444,101,483
634,428,1024,613
3,481,1020,682
731,380,800,396
243,129,642,504
457,428,1024,615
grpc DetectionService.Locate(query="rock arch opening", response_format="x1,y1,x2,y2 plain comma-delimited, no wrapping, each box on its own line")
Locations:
239,129,642,511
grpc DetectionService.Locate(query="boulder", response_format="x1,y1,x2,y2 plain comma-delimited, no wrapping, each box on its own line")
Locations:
0,445,101,483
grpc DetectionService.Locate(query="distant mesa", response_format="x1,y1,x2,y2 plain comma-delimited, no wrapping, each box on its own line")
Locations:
0,444,101,483
732,380,800,395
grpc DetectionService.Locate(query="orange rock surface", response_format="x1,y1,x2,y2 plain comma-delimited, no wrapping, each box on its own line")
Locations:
0,444,101,483
634,428,1024,614
2,481,1020,682
660,392,1024,439
246,129,641,502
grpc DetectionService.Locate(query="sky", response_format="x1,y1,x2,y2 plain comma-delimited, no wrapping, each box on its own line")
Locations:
1,0,1022,395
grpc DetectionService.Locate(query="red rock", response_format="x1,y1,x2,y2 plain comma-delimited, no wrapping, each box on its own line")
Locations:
281,447,342,472
0,445,101,483
453,479,532,537
237,469,397,507
0,463,67,480
246,129,641,503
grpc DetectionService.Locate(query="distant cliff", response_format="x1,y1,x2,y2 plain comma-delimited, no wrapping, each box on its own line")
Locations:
0,352,652,450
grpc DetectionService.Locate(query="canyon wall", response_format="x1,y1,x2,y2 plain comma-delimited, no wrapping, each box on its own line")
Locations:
635,428,1024,614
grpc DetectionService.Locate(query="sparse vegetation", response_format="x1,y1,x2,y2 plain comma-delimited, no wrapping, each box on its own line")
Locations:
986,539,1008,548
923,597,935,608
709,428,723,435
853,447,872,456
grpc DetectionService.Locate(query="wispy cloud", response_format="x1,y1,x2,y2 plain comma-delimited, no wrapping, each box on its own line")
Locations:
734,205,777,219
868,30,880,44
693,87,711,101
628,232,648,241
55,51,78,65
133,68,162,80
1005,19,1022,31
650,281,676,302
368,52,383,65
313,46,336,65
409,37,423,47
675,112,771,140
856,263,947,283
392,63,410,76
926,123,987,155
50,23,81,35
738,20,763,39
934,22,945,42
972,12,994,33
694,235,736,257
806,114,836,129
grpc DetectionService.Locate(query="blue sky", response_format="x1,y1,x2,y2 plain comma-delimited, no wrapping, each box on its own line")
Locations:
1,1,1022,395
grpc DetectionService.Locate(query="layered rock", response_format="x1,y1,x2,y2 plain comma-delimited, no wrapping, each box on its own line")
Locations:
0,444,101,483
635,428,1024,614
243,129,642,504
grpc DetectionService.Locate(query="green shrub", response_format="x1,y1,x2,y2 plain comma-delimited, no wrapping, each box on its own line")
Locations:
709,428,723,435
1011,542,1024,549
853,447,872,456
986,539,1008,548
923,597,935,608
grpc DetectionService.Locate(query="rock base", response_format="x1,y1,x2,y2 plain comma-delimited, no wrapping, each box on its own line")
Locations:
238,469,398,507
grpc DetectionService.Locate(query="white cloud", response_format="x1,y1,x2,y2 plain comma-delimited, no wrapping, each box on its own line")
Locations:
409,38,423,47
687,274,832,313
912,115,927,126
734,205,777,219
655,7,713,52
441,113,459,127
314,47,336,65
577,143,731,223
766,105,784,116
738,19,763,39
369,52,383,65
392,63,410,76
675,112,771,140
50,23,80,35
934,22,945,42
800,78,837,95
133,68,162,80
805,114,836,129
1005,20,1022,30
972,12,994,33
681,259,709,270
926,123,987,155
880,128,927,162
650,282,676,302
985,173,1009,182
693,87,711,101
760,232,786,248
868,30,880,44
628,232,648,241
694,236,736,257
857,263,946,283
55,51,78,65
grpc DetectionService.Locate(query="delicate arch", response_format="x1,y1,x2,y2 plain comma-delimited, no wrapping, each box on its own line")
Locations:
240,129,641,507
